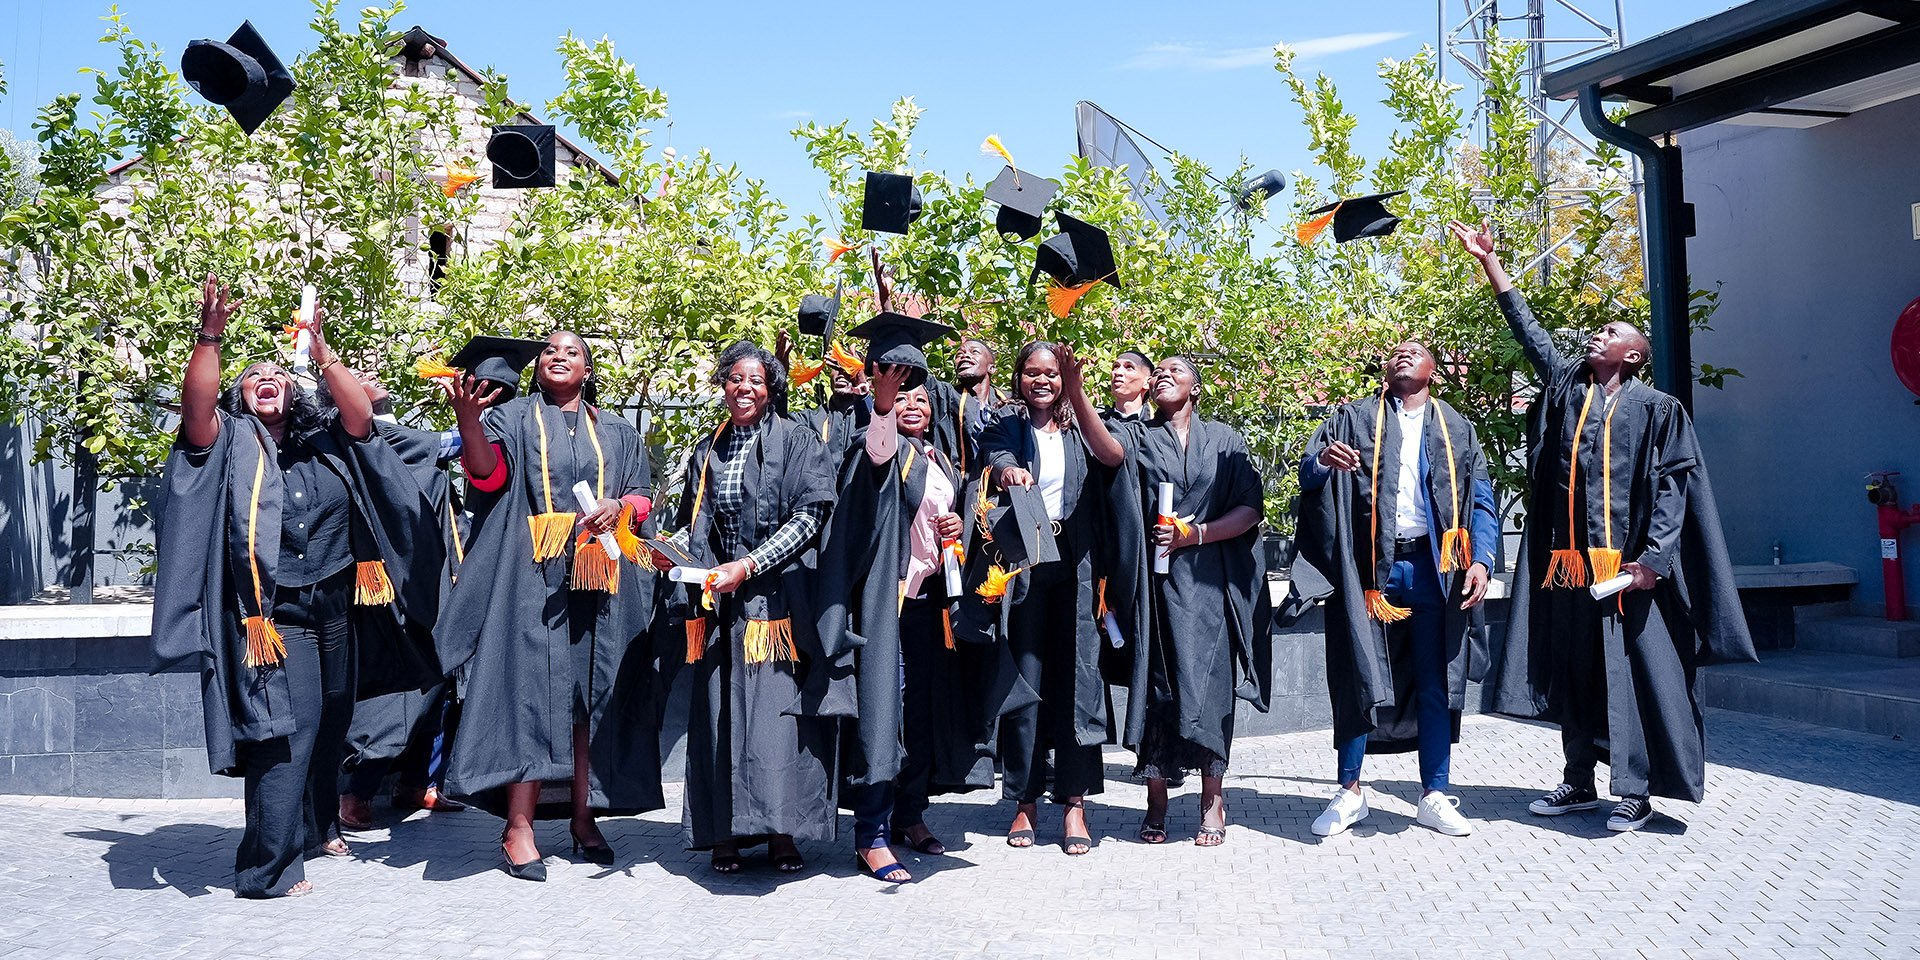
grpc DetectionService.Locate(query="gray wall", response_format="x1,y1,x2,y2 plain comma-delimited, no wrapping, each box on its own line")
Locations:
0,416,159,604
1681,93,1920,608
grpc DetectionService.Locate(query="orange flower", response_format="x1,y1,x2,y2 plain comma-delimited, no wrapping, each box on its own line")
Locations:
443,162,480,197
975,563,1026,603
824,236,858,264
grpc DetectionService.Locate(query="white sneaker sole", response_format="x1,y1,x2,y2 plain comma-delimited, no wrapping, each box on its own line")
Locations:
1529,799,1602,816
1606,814,1652,832
1311,809,1368,837
1419,816,1474,837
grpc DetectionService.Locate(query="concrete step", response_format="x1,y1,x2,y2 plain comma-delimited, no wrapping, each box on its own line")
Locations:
1795,615,1920,658
1702,650,1920,738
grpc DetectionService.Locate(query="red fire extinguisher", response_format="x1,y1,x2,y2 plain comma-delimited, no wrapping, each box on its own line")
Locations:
1865,472,1920,620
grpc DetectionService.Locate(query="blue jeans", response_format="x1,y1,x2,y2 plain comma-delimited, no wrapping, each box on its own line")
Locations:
1335,549,1452,793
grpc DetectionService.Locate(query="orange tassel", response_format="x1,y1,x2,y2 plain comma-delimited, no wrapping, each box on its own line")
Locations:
980,134,1016,170
941,608,955,651
243,615,286,668
1439,528,1472,574
824,237,858,264
1542,549,1589,588
612,503,643,564
1296,204,1341,245
443,162,481,197
415,356,459,380
685,616,708,664
569,535,621,593
827,340,866,378
353,560,396,606
528,512,576,563
743,618,798,664
1095,577,1109,619
790,357,826,386
1046,281,1097,319
1155,513,1194,540
976,564,1025,603
1587,547,1623,585
1364,589,1413,623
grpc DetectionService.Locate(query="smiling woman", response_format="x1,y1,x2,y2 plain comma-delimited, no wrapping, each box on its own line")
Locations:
150,275,443,899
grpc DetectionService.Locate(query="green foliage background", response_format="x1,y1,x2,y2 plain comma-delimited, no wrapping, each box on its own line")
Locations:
0,1,1694,541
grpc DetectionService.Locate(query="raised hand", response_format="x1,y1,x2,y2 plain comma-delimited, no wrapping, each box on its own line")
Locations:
1447,219,1496,260
1055,342,1090,393
775,327,793,371
870,363,912,415
444,374,504,423
198,273,241,336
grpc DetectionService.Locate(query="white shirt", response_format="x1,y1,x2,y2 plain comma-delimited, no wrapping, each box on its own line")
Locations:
1032,427,1067,521
866,410,957,598
1393,400,1429,539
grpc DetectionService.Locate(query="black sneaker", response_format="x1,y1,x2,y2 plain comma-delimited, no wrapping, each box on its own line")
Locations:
1528,783,1602,816
1606,795,1653,832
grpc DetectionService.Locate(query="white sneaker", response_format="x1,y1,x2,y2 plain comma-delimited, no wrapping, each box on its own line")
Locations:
1416,792,1474,836
1310,786,1369,837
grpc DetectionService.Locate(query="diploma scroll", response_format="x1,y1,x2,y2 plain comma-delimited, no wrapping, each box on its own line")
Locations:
1153,481,1174,575
1590,573,1634,600
292,285,315,382
942,542,963,597
570,480,622,557
665,565,719,585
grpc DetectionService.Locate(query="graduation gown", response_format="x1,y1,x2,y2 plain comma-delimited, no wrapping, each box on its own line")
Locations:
925,378,1005,478
816,428,995,794
674,414,841,846
438,395,662,818
793,399,870,471
1296,395,1500,752
343,420,463,768
1490,290,1756,801
1110,417,1273,761
151,411,442,777
976,412,1110,750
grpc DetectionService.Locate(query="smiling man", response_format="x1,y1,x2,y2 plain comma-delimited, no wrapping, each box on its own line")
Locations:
1450,219,1754,833
1297,338,1499,838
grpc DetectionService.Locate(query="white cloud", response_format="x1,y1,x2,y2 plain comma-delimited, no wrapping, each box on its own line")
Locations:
1121,32,1409,71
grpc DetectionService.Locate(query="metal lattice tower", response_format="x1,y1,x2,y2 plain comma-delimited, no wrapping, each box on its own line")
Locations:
1440,0,1635,282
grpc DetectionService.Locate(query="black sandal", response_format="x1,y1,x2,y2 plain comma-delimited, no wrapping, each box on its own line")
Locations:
891,825,946,855
1006,804,1038,847
1062,800,1092,856
710,848,744,874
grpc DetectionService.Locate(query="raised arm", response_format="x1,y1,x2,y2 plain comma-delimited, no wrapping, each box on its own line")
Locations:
180,274,238,450
1449,219,1563,381
445,375,504,483
307,304,372,440
865,363,910,466
1057,343,1124,468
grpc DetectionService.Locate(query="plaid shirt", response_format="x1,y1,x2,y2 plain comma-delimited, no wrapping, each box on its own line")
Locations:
672,420,825,574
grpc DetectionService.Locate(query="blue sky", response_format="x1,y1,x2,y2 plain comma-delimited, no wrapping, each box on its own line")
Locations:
2,0,1741,221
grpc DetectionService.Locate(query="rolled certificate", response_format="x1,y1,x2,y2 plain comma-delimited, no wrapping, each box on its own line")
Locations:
1154,481,1174,574
570,480,621,556
1589,572,1634,600
1102,610,1125,649
665,564,717,585
292,284,315,379
942,542,963,597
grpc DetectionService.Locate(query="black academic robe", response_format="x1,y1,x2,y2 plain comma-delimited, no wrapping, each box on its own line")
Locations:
344,420,463,767
674,414,841,846
926,379,1006,479
1111,417,1273,761
793,399,870,471
1490,290,1756,802
151,411,442,777
816,428,995,793
1297,395,1500,752
438,395,662,818
976,412,1110,749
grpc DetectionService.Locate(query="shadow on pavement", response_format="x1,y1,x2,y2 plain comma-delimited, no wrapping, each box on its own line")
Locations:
65,822,238,897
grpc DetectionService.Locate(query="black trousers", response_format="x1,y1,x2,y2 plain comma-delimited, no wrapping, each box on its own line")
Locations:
999,561,1104,803
234,568,355,898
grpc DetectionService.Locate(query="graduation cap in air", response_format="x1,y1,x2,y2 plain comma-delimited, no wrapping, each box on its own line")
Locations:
984,166,1060,241
180,21,297,135
983,484,1060,570
1297,190,1407,245
861,171,923,234
1030,213,1122,290
447,335,545,401
797,283,842,339
487,124,556,189
845,312,954,392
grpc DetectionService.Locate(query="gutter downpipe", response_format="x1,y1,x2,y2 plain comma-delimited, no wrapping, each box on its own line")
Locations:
1577,84,1693,410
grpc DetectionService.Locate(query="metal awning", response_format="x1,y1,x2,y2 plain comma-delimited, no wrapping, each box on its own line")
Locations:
1543,0,1920,137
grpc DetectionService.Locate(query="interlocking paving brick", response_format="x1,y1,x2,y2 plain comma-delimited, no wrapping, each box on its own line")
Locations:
0,709,1915,959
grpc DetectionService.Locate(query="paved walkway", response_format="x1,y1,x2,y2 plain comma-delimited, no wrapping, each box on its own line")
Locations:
1,710,1915,960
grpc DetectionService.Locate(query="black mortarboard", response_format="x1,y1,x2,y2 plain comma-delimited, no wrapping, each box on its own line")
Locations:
861,171,922,234
1029,213,1123,290
984,484,1060,569
1300,190,1407,244
180,21,296,135
797,283,842,339
844,312,954,391
488,124,556,189
984,166,1059,241
448,335,544,401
